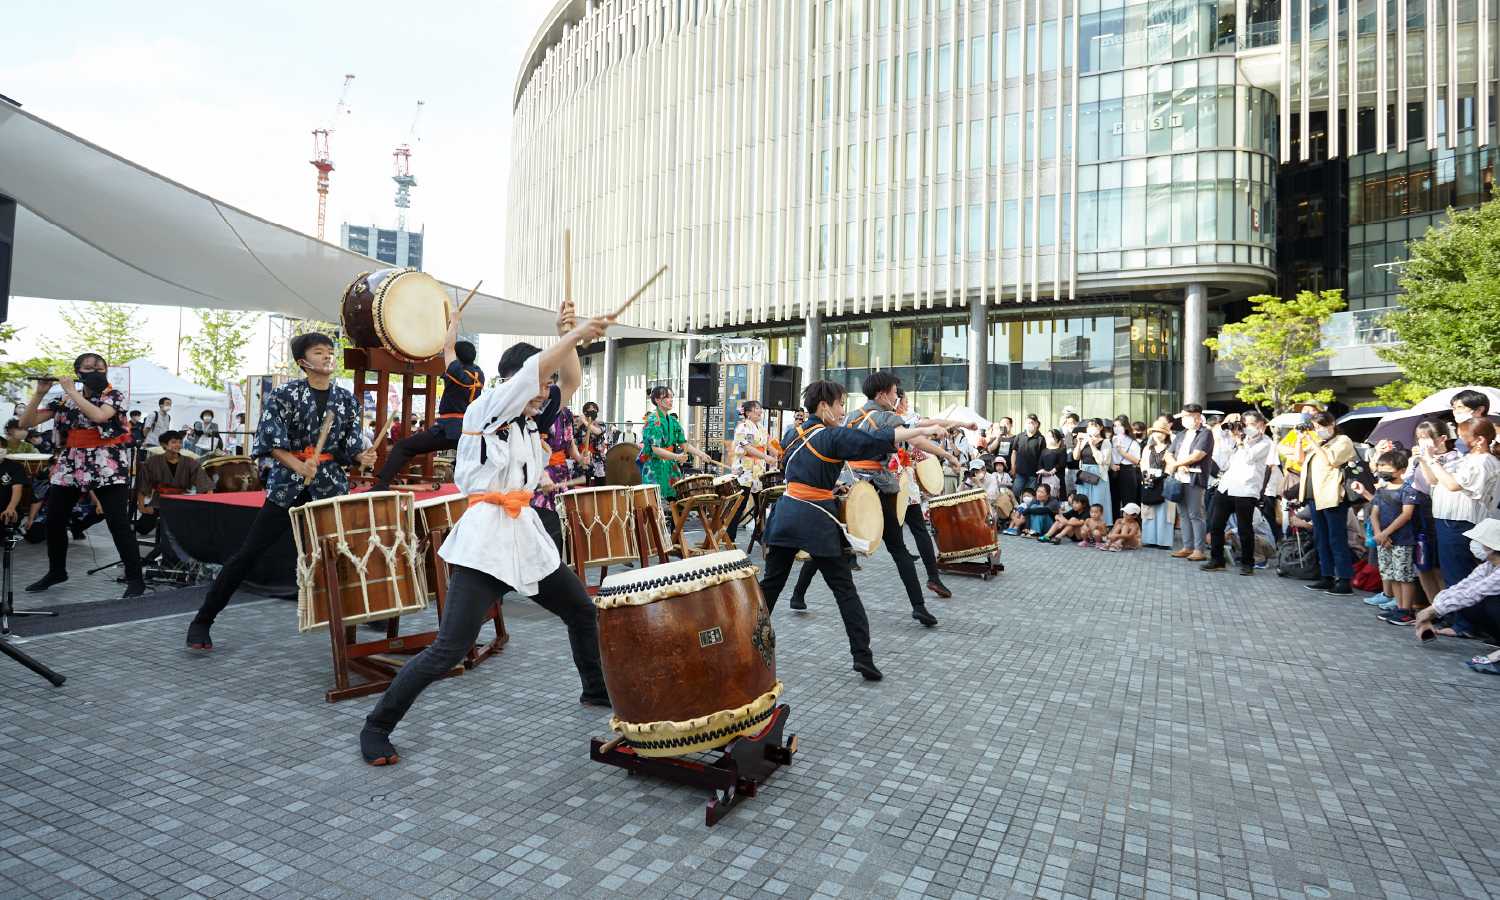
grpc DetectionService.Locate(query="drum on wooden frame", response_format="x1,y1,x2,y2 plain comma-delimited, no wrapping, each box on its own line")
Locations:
711,474,741,499
413,492,468,541
9,453,49,479
560,485,638,568
927,488,999,563
594,549,781,757
201,455,260,493
631,483,671,558
670,473,715,499
291,491,426,632
341,267,451,363
760,469,785,490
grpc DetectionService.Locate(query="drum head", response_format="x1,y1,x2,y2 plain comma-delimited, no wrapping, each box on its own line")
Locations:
894,472,910,525
202,455,252,469
599,548,746,591
377,270,450,360
841,481,885,552
605,443,643,486
914,456,944,494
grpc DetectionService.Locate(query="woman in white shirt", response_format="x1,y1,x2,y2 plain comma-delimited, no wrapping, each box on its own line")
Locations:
360,304,615,766
1201,411,1278,575
1107,414,1142,520
1416,417,1500,637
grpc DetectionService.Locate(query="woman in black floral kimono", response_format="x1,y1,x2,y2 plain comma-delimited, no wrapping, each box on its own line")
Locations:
19,352,145,598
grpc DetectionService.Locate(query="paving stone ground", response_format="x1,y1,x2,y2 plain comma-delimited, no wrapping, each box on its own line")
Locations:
3,532,1498,900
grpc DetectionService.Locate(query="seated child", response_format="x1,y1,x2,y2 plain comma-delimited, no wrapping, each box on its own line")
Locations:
1103,502,1142,550
1004,489,1037,535
1039,494,1090,543
1078,503,1108,545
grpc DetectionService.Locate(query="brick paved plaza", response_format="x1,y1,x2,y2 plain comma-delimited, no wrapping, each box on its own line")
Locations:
3,535,1498,900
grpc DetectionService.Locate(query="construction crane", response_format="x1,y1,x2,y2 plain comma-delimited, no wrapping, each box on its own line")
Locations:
309,74,355,241
392,100,424,231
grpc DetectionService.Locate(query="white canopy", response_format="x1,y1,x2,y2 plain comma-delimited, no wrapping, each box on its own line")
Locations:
117,357,230,423
0,101,674,341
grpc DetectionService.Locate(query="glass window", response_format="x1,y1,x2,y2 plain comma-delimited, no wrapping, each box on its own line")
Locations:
991,31,1001,81
968,204,983,253
906,52,919,99
969,120,984,169
848,66,860,111
879,0,891,27
936,125,951,175
1003,199,1019,249
822,75,831,119
903,212,918,259
876,137,889,184
1039,195,1056,246
938,44,953,93
1042,20,1058,71
1005,28,1021,77
846,220,858,264
1004,113,1020,163
875,217,888,262
821,150,830,194
847,142,858,186
818,225,829,269
934,208,949,257
877,59,890,106
971,36,987,85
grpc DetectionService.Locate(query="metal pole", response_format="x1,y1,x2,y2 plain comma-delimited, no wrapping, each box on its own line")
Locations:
968,298,988,417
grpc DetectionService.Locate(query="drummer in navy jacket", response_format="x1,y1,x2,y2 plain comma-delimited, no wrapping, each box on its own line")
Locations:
370,314,485,491
759,380,946,681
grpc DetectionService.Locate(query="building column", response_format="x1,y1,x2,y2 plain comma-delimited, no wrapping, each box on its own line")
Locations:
602,337,618,426
967,298,988,416
804,309,823,381
1183,283,1208,408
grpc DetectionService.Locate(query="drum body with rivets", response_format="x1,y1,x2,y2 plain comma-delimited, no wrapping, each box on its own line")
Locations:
927,489,998,562
594,549,781,757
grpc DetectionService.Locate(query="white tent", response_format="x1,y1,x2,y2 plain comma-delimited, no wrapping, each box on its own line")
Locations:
117,357,229,424
0,100,677,341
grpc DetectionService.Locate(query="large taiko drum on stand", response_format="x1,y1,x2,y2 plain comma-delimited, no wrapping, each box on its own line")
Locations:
291,492,426,632
341,268,452,363
594,549,781,757
202,455,260,493
927,488,998,563
560,486,638,568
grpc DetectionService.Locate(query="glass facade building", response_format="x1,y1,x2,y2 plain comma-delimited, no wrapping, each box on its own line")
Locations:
508,0,1497,422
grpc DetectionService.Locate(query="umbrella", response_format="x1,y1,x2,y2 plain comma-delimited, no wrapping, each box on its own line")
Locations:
1338,405,1404,443
936,405,992,431
1268,412,1306,430
1367,385,1500,448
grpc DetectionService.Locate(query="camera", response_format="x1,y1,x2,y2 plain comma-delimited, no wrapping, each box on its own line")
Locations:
1295,422,1316,433
1222,420,1244,434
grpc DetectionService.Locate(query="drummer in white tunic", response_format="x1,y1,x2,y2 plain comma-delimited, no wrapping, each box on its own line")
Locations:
360,303,616,766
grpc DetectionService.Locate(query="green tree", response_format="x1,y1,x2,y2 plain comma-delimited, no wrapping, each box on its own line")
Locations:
1204,289,1345,416
185,308,256,388
1374,199,1500,407
40,301,154,369
0,323,58,403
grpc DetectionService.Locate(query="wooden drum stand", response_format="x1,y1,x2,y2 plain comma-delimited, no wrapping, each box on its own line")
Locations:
346,347,444,490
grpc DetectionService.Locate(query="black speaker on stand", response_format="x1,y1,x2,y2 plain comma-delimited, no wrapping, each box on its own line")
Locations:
761,364,803,411
687,362,719,406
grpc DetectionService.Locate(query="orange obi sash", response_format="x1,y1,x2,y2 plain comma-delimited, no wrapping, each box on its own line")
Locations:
896,448,913,468
468,490,535,518
66,430,130,449
439,412,463,419
292,446,333,463
156,486,187,495
785,482,835,502
548,449,567,467
848,460,885,471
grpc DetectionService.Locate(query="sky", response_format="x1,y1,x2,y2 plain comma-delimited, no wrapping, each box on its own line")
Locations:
1,0,555,383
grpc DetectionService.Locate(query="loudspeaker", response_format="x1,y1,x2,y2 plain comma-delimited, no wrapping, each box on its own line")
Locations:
687,362,719,406
0,195,14,324
761,364,802,411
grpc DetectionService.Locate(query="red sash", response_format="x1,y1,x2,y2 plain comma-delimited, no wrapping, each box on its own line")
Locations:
67,430,130,449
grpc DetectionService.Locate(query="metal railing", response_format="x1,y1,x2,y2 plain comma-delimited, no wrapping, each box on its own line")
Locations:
1320,308,1400,349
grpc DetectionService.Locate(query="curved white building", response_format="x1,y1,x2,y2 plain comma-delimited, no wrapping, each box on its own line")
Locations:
510,0,1495,424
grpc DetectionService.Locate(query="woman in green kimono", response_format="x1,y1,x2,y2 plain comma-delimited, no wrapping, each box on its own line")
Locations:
639,386,713,499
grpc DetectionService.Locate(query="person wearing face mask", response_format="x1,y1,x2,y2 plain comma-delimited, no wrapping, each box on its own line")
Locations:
1201,412,1277,576
360,306,618,765
1449,390,1492,455
18,354,146,598
1415,417,1500,638
1165,404,1215,561
1037,428,1069,498
1072,418,1114,525
1292,411,1358,594
1138,424,1175,548
1009,414,1047,495
1412,519,1500,657
184,333,378,650
1059,412,1082,495
190,410,220,455
1108,415,1142,519
143,397,172,448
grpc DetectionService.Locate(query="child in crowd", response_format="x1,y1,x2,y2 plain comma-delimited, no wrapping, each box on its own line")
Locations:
1078,503,1108,546
1102,503,1143,551
991,458,1013,489
1356,449,1423,624
1039,494,1090,544
1005,489,1036,534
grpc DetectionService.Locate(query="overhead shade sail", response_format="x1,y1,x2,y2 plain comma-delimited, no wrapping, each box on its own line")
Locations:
0,101,676,341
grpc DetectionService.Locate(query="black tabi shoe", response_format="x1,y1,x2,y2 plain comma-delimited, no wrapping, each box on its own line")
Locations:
359,727,399,766
926,578,953,599
1199,560,1227,572
185,621,213,651
1324,579,1352,595
789,596,807,610
120,579,146,599
852,661,884,681
1239,567,1255,576
911,605,938,627
1304,577,1335,591
25,572,68,592
580,694,612,707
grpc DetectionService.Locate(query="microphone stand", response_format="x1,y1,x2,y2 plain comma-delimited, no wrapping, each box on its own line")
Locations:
1,523,66,686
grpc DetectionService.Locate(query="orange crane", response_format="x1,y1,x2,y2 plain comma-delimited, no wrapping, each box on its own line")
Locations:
392,100,424,231
309,74,355,241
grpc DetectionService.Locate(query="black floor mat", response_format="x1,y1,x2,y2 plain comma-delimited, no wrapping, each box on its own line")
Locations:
5,585,278,638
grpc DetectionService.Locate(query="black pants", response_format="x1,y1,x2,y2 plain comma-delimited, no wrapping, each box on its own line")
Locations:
374,428,455,486
760,545,872,666
365,563,609,735
1109,465,1140,519
46,483,141,582
1456,593,1500,639
535,505,565,555
790,499,939,601
1260,496,1284,543
878,493,927,609
193,490,309,627
1208,493,1259,569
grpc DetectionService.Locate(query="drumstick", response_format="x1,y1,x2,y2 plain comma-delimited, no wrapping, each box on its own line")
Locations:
304,410,335,486
454,280,483,319
580,264,668,349
376,410,399,445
